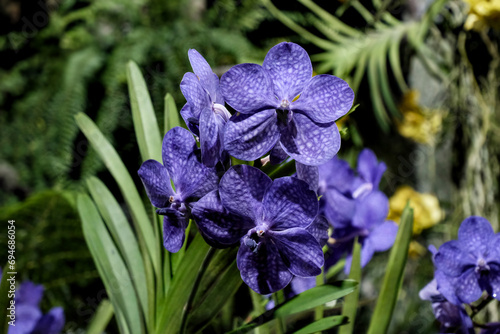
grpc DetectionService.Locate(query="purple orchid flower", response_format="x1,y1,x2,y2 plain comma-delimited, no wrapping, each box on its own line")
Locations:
180,49,231,167
0,277,65,334
192,165,324,294
434,216,500,305
138,127,219,252
318,149,398,272
419,279,474,334
220,42,354,166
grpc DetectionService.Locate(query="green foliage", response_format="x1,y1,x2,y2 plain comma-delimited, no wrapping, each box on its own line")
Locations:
339,239,361,334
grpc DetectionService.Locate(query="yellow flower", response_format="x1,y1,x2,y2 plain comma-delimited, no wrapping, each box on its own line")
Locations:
388,185,443,235
396,90,442,145
408,241,428,259
463,0,500,31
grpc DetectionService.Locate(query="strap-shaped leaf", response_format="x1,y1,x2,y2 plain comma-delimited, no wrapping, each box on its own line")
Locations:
339,239,361,334
75,113,160,280
86,177,149,324
367,204,414,334
156,234,211,333
164,93,183,134
127,61,162,163
293,315,348,334
78,194,144,334
86,299,114,334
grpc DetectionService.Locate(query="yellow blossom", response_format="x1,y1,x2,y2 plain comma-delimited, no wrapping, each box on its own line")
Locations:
396,90,442,144
388,185,443,235
464,0,500,31
408,241,428,259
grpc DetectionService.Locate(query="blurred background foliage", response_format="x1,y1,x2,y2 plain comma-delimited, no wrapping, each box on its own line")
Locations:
1,0,499,332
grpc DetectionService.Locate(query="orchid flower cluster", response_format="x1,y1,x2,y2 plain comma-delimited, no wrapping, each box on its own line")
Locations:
0,272,65,334
420,216,500,334
138,42,404,295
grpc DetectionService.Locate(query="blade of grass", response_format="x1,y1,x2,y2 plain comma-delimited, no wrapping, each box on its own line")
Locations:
164,93,183,133
86,299,114,334
339,239,361,334
293,316,348,334
367,204,414,334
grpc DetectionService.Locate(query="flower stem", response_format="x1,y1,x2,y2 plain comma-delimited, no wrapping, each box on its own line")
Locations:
179,247,216,334
273,292,286,334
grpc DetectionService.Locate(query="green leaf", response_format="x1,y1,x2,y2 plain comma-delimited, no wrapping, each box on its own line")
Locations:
187,248,242,333
367,204,414,334
228,280,358,334
126,60,162,163
156,234,211,333
293,315,348,334
339,240,361,334
164,93,183,134
86,299,114,334
86,177,149,324
0,266,11,334
78,194,144,334
75,113,160,280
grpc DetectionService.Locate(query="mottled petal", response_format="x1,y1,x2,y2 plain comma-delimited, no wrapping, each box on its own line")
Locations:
357,149,386,188
192,190,253,248
220,165,272,220
200,108,220,167
180,72,211,118
263,177,318,230
220,63,277,114
280,113,340,166
162,127,218,199
138,160,173,208
32,307,65,334
456,268,483,304
270,143,288,164
163,213,188,253
351,190,388,229
224,109,280,161
306,215,329,247
17,281,44,306
188,49,219,101
270,228,323,277
237,239,293,294
489,267,500,300
262,42,312,100
318,157,356,195
367,220,398,252
435,269,462,305
458,216,495,256
296,162,319,192
435,240,473,277
180,103,200,136
292,74,354,123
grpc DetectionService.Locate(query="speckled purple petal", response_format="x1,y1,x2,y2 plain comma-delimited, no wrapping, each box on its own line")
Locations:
192,190,254,248
322,189,356,228
220,165,272,220
163,212,188,253
489,267,500,300
263,177,318,230
180,103,200,136
161,127,218,199
351,190,388,229
292,74,354,124
180,72,211,119
280,113,340,166
262,42,312,100
188,49,220,102
458,216,495,256
270,228,323,277
435,270,462,305
455,268,483,304
224,109,280,161
296,162,319,192
434,240,473,277
237,239,293,294
306,215,329,247
138,160,173,208
318,157,356,195
17,281,44,306
200,108,220,167
270,143,288,164
33,307,65,334
12,304,42,334
357,149,386,188
367,220,398,252
220,63,277,114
